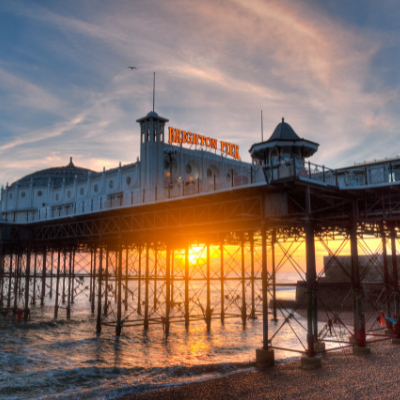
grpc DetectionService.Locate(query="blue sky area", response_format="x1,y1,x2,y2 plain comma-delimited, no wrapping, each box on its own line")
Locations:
1,0,400,185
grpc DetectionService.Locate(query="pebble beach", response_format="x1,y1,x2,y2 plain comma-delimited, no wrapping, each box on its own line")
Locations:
118,339,400,400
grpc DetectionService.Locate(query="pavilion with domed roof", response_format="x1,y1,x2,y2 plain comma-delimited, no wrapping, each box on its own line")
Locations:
249,118,319,167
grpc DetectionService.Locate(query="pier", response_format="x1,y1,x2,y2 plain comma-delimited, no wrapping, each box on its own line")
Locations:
2,112,400,370
2,153,400,368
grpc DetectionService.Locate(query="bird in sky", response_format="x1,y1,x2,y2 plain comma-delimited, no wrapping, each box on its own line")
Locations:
128,66,137,70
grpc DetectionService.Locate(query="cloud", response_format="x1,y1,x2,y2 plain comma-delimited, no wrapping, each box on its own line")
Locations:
0,0,399,188
0,67,64,113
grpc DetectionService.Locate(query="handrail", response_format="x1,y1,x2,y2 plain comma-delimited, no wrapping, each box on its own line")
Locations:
3,157,400,224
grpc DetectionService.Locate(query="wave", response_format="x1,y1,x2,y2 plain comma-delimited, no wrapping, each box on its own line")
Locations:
0,361,256,399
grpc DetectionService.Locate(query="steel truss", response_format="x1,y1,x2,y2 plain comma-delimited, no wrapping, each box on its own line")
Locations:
2,179,400,363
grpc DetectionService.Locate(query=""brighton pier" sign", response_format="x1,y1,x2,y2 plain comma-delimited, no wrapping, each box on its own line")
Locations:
168,127,241,160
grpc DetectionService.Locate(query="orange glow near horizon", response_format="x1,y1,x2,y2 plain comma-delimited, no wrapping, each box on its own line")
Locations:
167,236,385,275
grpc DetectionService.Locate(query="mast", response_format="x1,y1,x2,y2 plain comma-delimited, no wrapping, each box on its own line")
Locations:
153,72,155,112
261,110,264,142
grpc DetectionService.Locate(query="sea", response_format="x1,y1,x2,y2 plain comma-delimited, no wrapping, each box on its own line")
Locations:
0,272,345,399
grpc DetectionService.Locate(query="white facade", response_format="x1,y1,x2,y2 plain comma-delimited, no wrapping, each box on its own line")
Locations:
4,111,397,224
0,110,267,223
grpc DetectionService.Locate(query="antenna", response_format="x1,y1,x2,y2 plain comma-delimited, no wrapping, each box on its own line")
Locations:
261,110,264,141
153,72,155,112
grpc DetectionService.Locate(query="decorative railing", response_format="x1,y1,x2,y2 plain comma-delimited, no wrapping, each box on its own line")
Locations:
264,159,400,189
264,160,336,186
1,165,266,224
3,158,400,224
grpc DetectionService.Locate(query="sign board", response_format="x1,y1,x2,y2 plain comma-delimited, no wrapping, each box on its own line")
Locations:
168,127,241,160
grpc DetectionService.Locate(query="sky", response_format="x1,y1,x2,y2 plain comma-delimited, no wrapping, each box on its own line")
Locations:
1,0,400,187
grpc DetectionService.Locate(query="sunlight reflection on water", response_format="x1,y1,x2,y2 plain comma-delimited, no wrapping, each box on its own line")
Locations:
0,272,348,399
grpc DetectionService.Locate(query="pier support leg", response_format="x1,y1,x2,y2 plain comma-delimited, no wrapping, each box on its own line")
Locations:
221,243,225,324
241,240,246,326
14,254,21,314
350,203,370,355
301,189,321,370
144,243,149,330
49,251,53,299
116,239,123,336
54,250,61,319
91,248,97,314
7,253,13,309
40,250,47,307
67,249,72,319
165,245,171,335
154,246,158,312
271,230,278,322
104,248,109,315
171,249,174,308
71,249,75,305
381,223,391,318
96,243,103,334
256,223,274,368
24,242,32,320
137,246,141,315
125,248,129,311
62,251,66,305
206,244,211,331
32,253,37,306
185,245,189,330
89,249,93,303
13,254,19,313
250,235,256,320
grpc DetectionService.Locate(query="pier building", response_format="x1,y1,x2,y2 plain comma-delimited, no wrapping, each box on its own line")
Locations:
0,112,320,223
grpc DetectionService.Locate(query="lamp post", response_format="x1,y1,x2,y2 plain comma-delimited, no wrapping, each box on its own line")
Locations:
164,150,177,199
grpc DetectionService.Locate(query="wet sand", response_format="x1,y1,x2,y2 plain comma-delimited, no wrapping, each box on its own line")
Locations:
118,339,399,400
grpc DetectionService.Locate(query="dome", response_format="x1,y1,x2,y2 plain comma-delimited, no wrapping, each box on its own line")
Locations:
267,118,300,142
248,118,319,160
9,157,96,189
136,110,169,123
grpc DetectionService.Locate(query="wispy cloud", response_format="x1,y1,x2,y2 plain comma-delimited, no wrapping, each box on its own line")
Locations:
0,0,399,186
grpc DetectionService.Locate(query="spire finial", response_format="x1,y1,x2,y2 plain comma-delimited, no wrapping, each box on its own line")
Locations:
261,110,264,142
153,72,155,112
282,117,284,123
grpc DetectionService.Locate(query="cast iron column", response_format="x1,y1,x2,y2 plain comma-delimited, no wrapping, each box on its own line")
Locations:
24,242,32,320
350,202,366,347
96,242,103,334
261,223,269,349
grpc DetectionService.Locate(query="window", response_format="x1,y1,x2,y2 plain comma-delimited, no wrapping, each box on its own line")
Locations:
56,193,59,201
185,164,192,174
109,180,114,189
9,193,12,199
153,129,157,141
147,130,150,142
94,184,99,192
126,176,131,185
37,191,42,197
207,168,212,177
142,132,145,143
21,191,25,198
80,188,84,195
67,191,71,198
160,131,163,142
